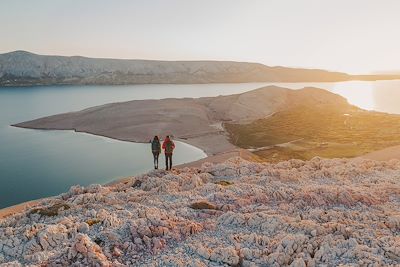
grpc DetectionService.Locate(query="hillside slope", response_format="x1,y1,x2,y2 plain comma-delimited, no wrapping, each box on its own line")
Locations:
0,157,399,266
226,105,400,162
0,50,359,86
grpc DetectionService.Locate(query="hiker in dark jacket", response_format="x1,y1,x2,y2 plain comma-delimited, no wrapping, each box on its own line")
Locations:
151,136,161,169
162,135,175,170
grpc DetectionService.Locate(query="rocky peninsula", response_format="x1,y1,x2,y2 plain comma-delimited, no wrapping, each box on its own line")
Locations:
14,85,400,159
14,86,349,155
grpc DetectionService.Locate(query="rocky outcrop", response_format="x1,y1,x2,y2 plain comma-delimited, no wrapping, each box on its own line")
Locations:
0,157,400,266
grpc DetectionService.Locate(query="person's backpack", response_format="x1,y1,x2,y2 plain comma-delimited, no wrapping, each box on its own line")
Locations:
165,140,174,154
152,140,160,152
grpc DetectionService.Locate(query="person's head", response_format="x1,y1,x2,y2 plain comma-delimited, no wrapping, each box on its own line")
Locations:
166,135,170,139
153,135,159,141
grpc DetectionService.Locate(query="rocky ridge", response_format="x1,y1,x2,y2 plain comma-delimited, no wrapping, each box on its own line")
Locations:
0,50,362,86
0,157,400,266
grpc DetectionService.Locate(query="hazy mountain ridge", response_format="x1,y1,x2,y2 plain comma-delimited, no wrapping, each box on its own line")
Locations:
0,51,360,86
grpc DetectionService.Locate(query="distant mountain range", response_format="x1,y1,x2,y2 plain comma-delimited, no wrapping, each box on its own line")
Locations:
1,51,399,86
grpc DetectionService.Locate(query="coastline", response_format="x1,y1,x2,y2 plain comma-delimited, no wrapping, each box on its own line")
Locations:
0,149,249,219
13,121,235,157
13,124,234,157
0,152,220,219
0,132,236,219
3,76,400,88
0,199,49,219
0,145,260,219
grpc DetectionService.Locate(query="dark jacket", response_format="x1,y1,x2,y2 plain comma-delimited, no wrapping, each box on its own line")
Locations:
151,139,161,153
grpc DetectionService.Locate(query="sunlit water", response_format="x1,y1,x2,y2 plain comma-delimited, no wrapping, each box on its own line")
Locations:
265,80,400,113
0,81,399,208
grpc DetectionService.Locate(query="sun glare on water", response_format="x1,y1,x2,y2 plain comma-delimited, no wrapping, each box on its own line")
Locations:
331,81,376,111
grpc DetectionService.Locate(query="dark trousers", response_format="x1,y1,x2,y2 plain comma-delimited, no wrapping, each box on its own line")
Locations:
165,153,173,170
152,151,160,169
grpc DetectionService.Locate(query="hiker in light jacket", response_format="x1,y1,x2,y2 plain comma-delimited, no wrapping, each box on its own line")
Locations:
162,135,175,170
151,136,161,169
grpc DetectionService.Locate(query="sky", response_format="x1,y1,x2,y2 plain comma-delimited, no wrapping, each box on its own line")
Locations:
1,0,399,74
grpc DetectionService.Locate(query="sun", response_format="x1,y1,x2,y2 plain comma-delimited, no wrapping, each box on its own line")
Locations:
331,81,375,111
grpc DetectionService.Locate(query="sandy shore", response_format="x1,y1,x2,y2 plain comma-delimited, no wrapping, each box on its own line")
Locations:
360,145,400,161
0,199,47,220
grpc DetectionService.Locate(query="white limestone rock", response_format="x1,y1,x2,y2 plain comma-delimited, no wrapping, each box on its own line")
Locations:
0,157,399,266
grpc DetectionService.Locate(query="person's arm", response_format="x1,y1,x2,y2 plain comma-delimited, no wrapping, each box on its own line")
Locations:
172,141,175,149
162,140,166,149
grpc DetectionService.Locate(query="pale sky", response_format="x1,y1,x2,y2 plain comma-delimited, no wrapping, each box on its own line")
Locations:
1,0,399,74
